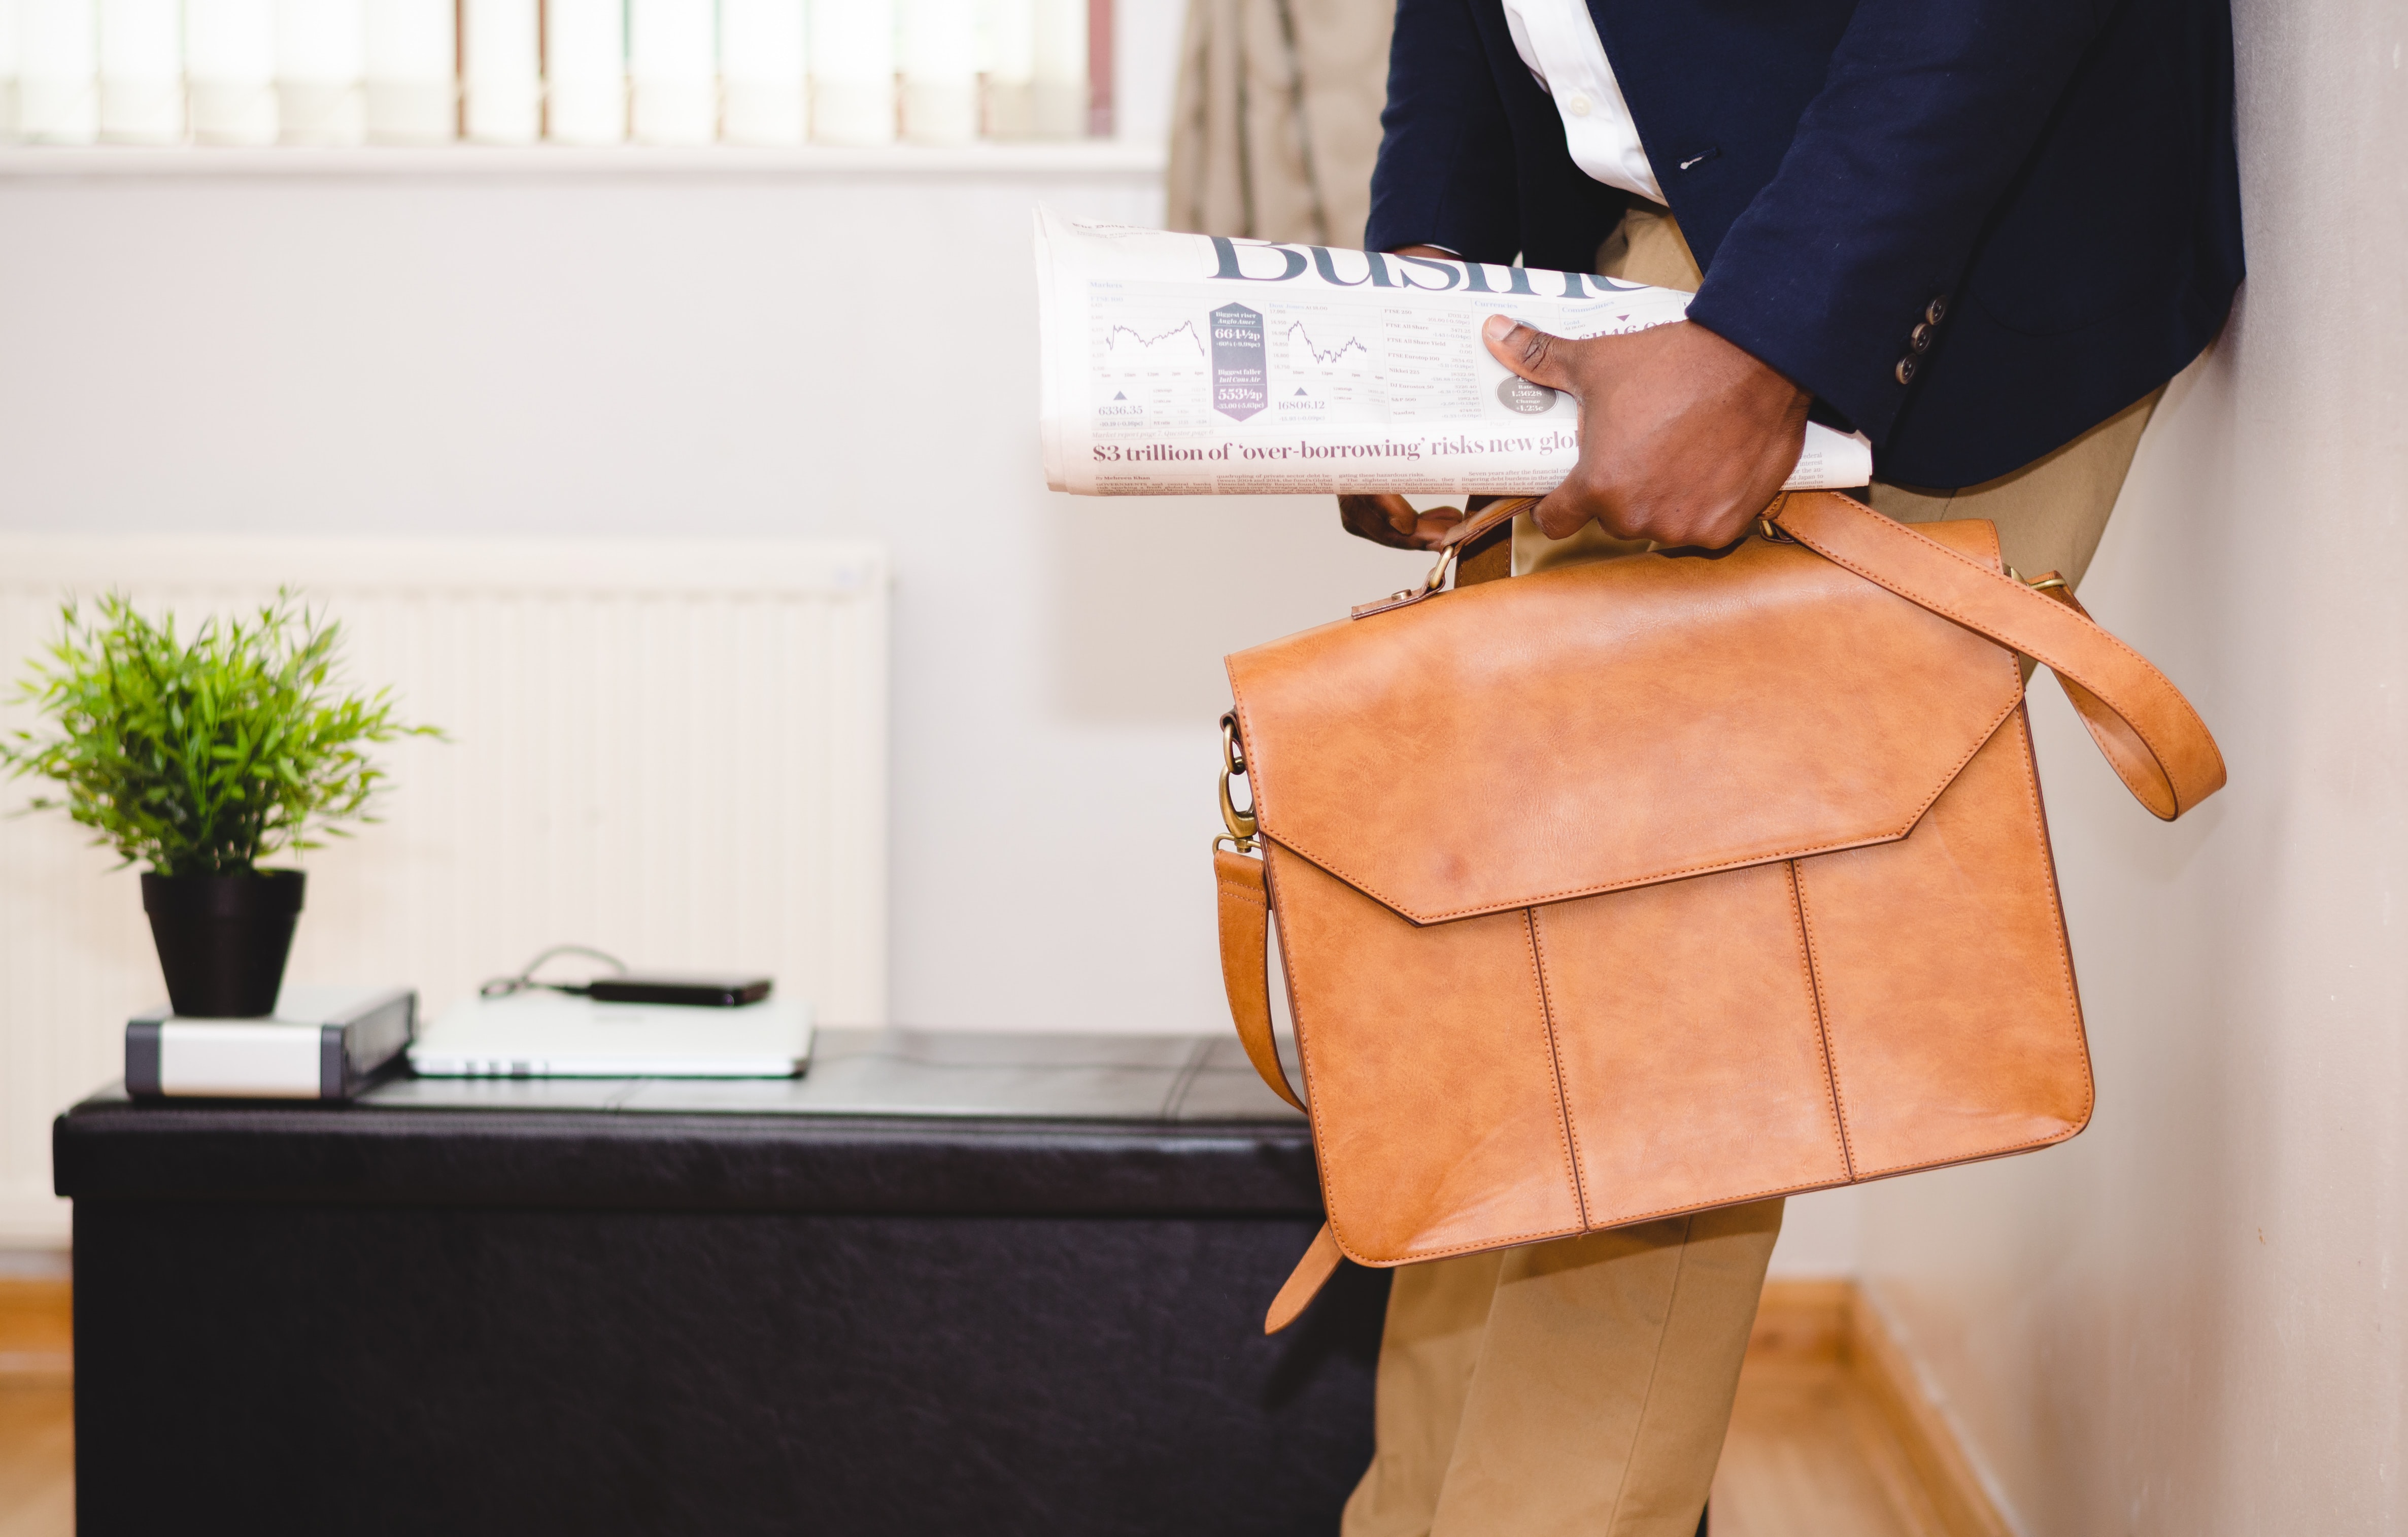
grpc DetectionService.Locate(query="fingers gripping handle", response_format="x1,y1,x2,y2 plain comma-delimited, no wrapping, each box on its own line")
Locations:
1770,492,2227,819
1352,496,1546,619
1435,495,1542,552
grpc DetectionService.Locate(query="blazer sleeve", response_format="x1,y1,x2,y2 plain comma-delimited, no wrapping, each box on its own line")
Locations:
1362,0,1523,262
1681,0,2119,447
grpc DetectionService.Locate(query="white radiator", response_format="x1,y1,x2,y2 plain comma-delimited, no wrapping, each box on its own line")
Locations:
0,537,889,1245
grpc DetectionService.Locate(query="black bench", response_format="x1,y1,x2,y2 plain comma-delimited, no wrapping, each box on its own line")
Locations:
55,1028,1384,1536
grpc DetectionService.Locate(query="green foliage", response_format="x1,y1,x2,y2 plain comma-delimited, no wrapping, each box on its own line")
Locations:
0,591,442,876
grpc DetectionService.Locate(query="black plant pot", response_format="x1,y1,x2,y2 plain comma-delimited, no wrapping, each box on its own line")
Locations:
140,870,307,1018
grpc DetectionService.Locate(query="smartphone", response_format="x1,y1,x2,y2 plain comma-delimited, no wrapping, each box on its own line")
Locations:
586,973,773,1008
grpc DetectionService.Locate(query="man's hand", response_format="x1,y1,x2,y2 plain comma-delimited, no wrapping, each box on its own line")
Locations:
1337,244,1476,551
1482,315,1812,550
1337,494,1468,551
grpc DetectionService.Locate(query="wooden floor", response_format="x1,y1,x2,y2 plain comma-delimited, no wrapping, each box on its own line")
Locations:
1714,1284,1946,1536
1712,1278,2009,1537
0,1388,72,1537
0,1281,73,1537
0,1277,1985,1537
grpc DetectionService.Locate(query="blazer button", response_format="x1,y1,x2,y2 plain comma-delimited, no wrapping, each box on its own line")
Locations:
1895,357,1919,385
1925,297,1948,326
1910,322,1934,352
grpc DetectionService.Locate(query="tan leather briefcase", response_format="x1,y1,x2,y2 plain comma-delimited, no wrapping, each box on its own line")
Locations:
1214,490,2224,1331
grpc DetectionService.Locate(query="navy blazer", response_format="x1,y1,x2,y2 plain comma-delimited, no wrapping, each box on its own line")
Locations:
1364,0,2244,488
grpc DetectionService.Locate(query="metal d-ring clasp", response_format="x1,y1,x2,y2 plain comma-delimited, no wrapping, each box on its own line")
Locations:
2009,567,2069,593
1217,715,1259,851
1423,540,1461,594
1376,540,1462,607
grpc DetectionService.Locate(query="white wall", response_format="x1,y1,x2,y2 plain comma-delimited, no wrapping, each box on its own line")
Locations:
1859,1,2408,1528
0,156,1435,1045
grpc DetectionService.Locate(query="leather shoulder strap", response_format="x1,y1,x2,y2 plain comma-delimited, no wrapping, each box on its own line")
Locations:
1773,491,2226,820
1215,848,1306,1113
1217,851,1343,1333
1266,1224,1343,1334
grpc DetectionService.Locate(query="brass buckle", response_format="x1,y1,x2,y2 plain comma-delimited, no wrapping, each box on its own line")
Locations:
1423,540,1462,594
1351,532,1467,620
1217,716,1259,852
1380,541,1461,604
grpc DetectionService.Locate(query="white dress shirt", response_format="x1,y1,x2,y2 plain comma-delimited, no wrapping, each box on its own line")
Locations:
1499,0,1663,204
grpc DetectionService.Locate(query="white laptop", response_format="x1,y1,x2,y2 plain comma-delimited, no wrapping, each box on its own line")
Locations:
409,992,813,1078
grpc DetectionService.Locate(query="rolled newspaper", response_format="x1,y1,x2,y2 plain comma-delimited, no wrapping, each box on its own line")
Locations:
1036,207,1874,497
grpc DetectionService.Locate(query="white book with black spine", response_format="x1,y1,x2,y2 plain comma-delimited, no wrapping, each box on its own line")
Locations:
126,985,417,1101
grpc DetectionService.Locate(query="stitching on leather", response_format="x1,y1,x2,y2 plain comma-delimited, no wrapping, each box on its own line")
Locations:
1787,861,1856,1180
2004,704,2097,1130
1577,1179,1835,1230
1242,493,2213,926
1225,865,1303,1114
1373,1108,2089,1254
1819,537,2184,766
1850,1120,2088,1180
1297,875,1587,1269
1240,499,2070,918
1261,692,2020,924
1526,907,1591,1228
1809,495,2168,678
1369,1223,1588,1266
1576,732,2100,1223
1788,498,2220,805
1792,712,2095,1190
1257,848,1354,1252
1265,852,1584,1269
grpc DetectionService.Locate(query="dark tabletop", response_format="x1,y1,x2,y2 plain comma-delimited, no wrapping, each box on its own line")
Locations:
54,1026,1319,1216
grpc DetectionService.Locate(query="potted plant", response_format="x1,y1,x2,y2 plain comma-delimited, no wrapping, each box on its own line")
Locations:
0,592,437,1018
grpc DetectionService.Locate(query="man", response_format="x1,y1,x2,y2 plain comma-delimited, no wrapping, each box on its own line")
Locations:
1331,2,2242,1533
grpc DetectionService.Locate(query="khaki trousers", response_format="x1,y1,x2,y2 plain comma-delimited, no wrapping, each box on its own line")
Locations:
1343,203,2160,1537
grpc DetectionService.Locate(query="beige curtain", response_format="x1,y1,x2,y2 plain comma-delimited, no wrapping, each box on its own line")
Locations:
1164,0,1396,248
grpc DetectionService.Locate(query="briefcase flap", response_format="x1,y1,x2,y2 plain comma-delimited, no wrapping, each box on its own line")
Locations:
1222,520,2025,926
